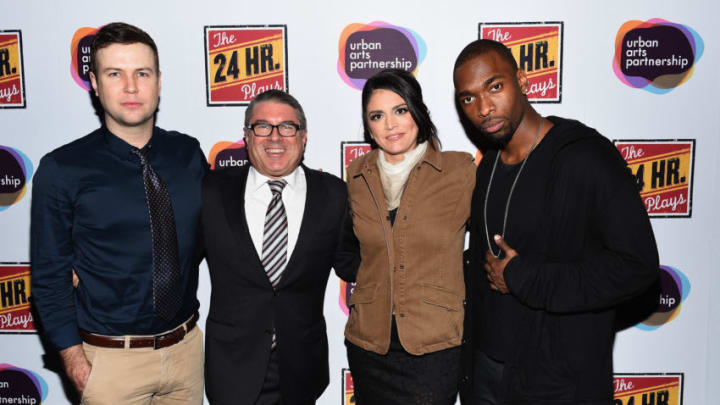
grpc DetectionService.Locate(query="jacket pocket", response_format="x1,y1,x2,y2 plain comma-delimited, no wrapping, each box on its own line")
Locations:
206,318,241,343
300,321,328,343
419,283,464,346
349,283,378,306
422,283,462,312
346,283,379,342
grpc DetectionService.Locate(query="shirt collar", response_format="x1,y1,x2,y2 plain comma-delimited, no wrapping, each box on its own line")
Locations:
102,126,160,162
248,165,304,194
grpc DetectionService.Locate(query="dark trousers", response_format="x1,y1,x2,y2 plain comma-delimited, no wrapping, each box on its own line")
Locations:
470,350,505,405
254,348,315,405
469,350,612,405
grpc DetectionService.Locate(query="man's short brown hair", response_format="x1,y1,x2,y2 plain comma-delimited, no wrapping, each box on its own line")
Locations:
90,22,159,75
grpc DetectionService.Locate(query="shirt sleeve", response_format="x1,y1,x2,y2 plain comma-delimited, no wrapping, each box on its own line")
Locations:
30,155,81,350
503,137,659,313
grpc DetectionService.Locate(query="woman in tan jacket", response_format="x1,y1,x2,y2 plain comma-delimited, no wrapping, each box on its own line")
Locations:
344,69,476,404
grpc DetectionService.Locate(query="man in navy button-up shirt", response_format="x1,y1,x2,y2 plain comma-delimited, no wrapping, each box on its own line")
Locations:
31,22,207,404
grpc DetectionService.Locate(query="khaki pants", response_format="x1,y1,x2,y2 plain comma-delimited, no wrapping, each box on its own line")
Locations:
81,326,204,405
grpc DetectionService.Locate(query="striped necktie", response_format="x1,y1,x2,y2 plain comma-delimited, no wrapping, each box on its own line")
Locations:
262,180,288,288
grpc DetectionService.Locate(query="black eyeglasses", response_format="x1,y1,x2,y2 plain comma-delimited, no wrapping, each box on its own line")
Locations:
246,122,304,137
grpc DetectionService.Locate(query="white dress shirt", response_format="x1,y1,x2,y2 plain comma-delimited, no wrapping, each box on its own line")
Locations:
245,166,306,262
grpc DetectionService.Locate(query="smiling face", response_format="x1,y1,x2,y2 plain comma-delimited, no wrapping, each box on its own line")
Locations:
365,89,420,164
90,42,160,134
245,101,307,178
453,51,528,148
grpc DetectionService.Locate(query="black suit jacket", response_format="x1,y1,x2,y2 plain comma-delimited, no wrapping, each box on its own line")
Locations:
200,165,357,405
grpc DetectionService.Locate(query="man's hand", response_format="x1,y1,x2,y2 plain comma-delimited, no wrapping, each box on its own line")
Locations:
484,235,519,294
59,345,91,395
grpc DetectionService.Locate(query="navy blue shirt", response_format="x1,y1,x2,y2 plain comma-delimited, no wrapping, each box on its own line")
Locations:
31,126,207,350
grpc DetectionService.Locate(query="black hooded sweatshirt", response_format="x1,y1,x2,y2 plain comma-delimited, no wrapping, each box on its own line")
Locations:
463,116,659,404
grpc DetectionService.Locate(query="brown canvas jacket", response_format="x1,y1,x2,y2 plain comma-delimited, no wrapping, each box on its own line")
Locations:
344,143,476,355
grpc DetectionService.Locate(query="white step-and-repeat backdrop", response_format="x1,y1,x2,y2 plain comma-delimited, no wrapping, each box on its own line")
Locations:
2,1,718,404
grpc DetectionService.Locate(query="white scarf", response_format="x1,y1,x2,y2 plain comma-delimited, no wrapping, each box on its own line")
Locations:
376,141,429,210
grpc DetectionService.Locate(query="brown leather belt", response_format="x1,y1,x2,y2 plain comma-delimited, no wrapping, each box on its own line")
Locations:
80,312,198,350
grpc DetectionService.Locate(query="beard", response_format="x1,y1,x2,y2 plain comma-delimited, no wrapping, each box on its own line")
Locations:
477,109,524,150
478,121,517,149
482,129,514,149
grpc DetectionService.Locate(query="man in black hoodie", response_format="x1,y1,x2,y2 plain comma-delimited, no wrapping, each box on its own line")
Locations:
454,39,659,405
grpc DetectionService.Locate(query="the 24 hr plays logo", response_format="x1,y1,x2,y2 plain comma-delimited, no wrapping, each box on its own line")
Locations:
479,22,563,103
0,263,34,333
204,25,288,106
0,30,26,108
614,373,683,405
614,139,695,217
341,368,355,405
338,142,371,315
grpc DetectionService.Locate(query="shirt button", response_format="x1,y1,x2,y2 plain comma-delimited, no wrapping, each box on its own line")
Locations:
398,313,405,318
403,215,407,220
399,265,404,270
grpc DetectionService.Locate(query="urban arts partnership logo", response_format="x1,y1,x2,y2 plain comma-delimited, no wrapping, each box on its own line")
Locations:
614,373,683,405
479,22,563,103
0,146,33,212
338,142,371,315
338,21,426,90
208,139,249,170
0,30,26,108
637,265,691,331
70,26,98,90
0,264,34,333
205,25,288,106
614,140,695,217
0,364,48,405
636,265,690,331
613,19,703,94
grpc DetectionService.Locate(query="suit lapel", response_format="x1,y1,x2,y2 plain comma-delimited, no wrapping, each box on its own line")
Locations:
220,167,269,284
278,166,325,287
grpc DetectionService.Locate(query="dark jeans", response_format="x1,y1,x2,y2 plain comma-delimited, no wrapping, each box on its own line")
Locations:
469,350,612,405
470,350,505,405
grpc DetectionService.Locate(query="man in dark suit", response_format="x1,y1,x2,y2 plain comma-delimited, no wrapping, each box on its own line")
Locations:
199,89,357,405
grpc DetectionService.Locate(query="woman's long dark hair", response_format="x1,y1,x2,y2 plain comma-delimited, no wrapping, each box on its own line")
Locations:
361,69,440,149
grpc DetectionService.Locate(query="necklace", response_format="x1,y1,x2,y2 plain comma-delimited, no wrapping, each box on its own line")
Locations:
483,120,543,258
